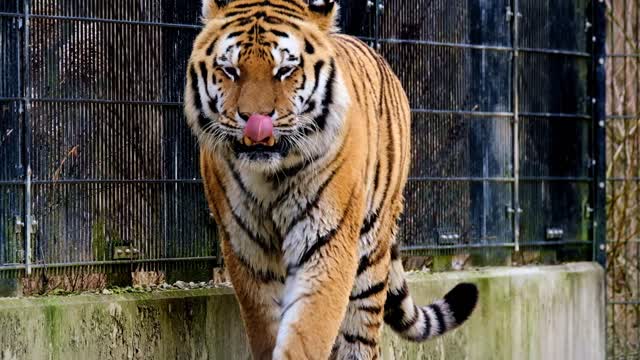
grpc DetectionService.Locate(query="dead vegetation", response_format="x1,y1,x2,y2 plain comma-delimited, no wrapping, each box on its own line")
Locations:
605,0,640,357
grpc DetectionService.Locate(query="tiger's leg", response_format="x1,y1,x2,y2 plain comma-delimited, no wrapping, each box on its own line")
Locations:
272,187,365,360
222,240,284,360
201,155,284,360
330,231,392,359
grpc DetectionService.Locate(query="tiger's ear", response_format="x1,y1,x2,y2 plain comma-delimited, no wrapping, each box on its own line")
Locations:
202,0,229,22
307,0,339,32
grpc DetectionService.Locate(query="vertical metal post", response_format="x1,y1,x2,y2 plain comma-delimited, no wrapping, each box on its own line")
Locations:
373,0,381,51
22,0,32,275
510,0,522,252
592,0,607,267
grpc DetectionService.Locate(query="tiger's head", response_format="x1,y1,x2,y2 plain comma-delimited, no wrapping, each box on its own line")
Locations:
185,0,349,173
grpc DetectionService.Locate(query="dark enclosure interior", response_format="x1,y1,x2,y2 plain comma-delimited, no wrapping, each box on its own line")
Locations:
0,0,601,278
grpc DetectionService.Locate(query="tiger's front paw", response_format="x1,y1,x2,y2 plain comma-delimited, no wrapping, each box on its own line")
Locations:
273,334,322,360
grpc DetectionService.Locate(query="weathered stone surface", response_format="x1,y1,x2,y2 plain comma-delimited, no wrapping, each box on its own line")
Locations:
0,263,603,360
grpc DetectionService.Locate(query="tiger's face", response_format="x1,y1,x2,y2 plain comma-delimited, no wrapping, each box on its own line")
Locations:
185,0,348,173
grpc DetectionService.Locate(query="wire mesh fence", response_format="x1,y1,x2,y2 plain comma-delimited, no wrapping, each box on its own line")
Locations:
604,0,640,358
0,1,600,289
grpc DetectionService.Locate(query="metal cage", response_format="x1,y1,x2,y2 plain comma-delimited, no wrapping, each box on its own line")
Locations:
0,0,604,287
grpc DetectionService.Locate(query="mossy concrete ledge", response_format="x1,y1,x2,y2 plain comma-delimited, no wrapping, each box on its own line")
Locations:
0,262,603,360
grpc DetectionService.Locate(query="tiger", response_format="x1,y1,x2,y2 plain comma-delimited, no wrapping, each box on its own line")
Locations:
184,0,478,359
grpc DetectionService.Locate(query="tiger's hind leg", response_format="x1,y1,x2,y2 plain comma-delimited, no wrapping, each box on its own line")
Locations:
331,240,391,360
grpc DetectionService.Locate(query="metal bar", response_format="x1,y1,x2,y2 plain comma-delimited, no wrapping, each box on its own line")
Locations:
608,177,640,182
519,176,594,182
359,36,591,58
520,111,592,120
609,301,640,305
511,0,521,252
0,11,202,29
411,109,514,117
400,240,592,251
406,176,594,183
592,0,607,267
22,0,32,276
0,97,183,106
373,0,380,50
607,114,639,120
0,179,203,185
0,97,594,120
413,108,590,119
408,176,515,182
608,53,640,57
0,256,219,271
0,11,21,18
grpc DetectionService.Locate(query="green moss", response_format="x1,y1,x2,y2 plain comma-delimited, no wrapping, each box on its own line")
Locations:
44,304,63,358
91,220,108,261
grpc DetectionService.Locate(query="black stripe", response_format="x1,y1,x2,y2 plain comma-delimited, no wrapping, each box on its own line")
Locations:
304,100,316,113
208,96,219,114
312,60,336,131
287,182,355,273
390,243,400,261
224,9,254,17
220,16,254,30
350,281,386,301
357,305,382,314
342,333,377,347
311,60,325,94
304,38,315,54
289,227,335,273
191,64,213,130
358,247,387,276
296,72,307,91
235,250,285,283
227,30,245,38
276,0,305,11
264,16,300,30
429,303,446,335
384,282,408,310
420,307,432,339
270,139,347,208
271,29,289,38
337,38,374,108
229,1,265,9
387,305,420,333
360,212,378,235
216,161,280,253
226,162,282,249
205,37,219,56
231,0,302,13
270,8,305,20
207,171,283,284
356,256,369,276
198,115,212,130
190,65,202,110
284,154,346,235
198,62,212,97
369,59,396,228
230,209,278,253
267,151,323,183
384,64,407,217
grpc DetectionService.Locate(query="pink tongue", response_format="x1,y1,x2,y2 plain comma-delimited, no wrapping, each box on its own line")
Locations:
244,114,274,143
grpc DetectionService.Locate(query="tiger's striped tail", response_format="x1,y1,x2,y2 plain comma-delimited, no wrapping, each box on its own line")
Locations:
384,254,478,341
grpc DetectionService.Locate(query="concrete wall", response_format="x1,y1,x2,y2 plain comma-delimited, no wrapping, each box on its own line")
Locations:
0,263,604,360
